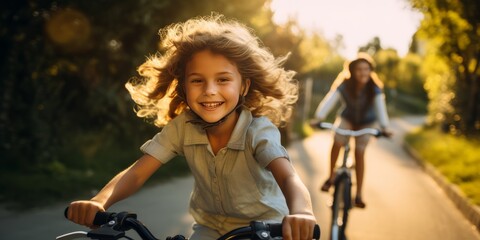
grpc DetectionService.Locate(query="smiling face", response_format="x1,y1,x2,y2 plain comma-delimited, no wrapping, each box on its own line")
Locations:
351,60,372,86
184,50,249,124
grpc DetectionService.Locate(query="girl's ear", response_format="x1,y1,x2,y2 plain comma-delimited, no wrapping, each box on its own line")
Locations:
242,78,251,96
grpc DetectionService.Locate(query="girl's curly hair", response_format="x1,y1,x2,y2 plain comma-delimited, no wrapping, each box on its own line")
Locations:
126,14,298,127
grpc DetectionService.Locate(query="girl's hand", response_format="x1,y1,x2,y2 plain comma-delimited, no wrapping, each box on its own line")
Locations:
282,213,317,240
67,200,105,228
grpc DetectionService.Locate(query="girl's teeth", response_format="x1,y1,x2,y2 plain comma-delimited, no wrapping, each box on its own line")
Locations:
203,103,221,107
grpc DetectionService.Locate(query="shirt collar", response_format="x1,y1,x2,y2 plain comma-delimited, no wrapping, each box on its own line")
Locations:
184,108,252,150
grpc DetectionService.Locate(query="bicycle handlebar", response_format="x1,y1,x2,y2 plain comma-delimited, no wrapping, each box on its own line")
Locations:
61,207,321,240
312,122,385,137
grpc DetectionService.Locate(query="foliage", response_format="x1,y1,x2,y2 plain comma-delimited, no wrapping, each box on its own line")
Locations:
410,0,480,136
358,36,382,57
397,53,427,99
376,49,428,114
405,127,480,206
305,56,345,116
298,32,338,73
420,47,456,125
374,48,401,89
358,38,428,115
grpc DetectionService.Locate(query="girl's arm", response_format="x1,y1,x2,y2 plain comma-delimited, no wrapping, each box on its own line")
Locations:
67,154,162,227
268,157,317,240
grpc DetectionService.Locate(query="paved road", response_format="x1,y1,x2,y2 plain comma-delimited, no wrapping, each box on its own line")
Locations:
1,116,479,239
289,116,480,240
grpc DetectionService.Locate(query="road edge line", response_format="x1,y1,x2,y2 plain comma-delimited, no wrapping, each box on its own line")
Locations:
403,143,480,233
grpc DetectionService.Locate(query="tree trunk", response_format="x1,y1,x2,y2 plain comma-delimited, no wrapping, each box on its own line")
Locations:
465,51,480,135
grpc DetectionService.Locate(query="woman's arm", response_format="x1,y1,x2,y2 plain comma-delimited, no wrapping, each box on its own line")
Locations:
374,93,393,136
268,157,317,240
67,154,162,227
374,93,389,128
314,90,341,120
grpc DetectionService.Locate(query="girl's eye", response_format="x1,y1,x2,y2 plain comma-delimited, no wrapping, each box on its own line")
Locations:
190,79,203,83
218,78,229,83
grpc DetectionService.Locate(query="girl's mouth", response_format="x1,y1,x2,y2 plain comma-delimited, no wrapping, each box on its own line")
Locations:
201,102,224,109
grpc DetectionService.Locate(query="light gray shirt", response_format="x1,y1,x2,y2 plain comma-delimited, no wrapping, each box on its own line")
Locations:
140,108,289,234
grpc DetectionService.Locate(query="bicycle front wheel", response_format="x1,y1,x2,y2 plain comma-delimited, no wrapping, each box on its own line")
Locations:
330,175,352,240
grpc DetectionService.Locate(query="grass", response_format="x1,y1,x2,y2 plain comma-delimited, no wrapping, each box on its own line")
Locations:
405,127,480,206
0,155,190,211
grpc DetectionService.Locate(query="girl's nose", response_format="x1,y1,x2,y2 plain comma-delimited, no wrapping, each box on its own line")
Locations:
204,81,217,96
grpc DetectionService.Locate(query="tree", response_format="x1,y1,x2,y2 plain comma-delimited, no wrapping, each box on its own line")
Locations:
410,0,480,136
397,53,428,101
374,49,401,90
358,36,428,114
358,36,382,56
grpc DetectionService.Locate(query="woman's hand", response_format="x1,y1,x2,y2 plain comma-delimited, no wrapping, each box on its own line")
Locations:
381,127,393,138
67,200,105,228
282,213,317,240
308,119,322,129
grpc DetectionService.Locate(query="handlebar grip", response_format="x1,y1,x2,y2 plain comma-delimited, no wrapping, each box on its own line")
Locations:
377,130,390,138
267,223,321,239
268,223,282,238
92,211,115,226
64,207,115,226
313,224,321,239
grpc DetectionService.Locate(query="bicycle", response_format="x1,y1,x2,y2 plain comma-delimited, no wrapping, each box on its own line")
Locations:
311,122,385,240
57,208,321,240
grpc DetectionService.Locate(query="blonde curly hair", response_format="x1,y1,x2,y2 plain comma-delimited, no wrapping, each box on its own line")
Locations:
126,14,298,127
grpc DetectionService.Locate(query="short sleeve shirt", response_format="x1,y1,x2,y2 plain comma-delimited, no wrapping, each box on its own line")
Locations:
140,108,289,234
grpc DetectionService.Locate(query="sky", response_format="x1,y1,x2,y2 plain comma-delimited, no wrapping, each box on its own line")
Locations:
270,0,423,59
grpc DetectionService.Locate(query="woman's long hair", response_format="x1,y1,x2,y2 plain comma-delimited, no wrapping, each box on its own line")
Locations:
330,53,383,107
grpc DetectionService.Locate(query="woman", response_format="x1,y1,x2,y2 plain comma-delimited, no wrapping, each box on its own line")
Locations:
313,53,392,208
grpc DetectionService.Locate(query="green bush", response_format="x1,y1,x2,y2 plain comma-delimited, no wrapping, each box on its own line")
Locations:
405,127,480,205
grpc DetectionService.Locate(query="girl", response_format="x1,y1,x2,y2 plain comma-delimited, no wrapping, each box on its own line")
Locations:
67,14,317,240
313,53,392,208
